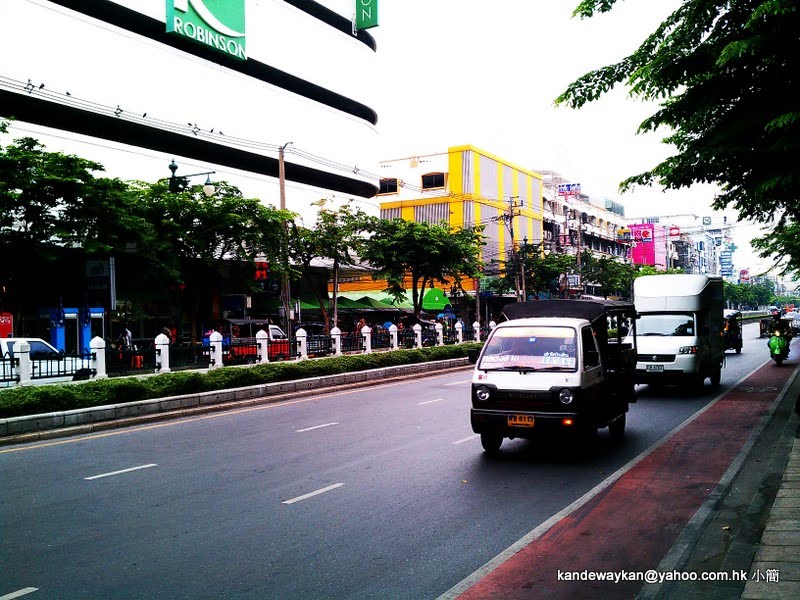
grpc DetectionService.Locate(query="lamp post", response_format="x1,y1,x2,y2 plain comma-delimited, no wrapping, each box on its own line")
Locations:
168,159,216,196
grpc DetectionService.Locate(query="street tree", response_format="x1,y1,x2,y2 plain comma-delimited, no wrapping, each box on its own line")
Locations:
557,0,800,276
519,244,577,299
580,254,635,299
360,219,484,319
132,180,295,338
0,133,139,319
290,200,371,331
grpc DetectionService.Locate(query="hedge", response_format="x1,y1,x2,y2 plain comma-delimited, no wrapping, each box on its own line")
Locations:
0,343,482,419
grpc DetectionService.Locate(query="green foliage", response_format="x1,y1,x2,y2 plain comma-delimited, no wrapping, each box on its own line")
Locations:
557,0,800,277
290,200,373,331
724,280,777,308
515,243,577,298
0,344,482,419
360,218,485,317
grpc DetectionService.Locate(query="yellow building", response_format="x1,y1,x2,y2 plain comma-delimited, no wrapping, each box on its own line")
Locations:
376,144,544,290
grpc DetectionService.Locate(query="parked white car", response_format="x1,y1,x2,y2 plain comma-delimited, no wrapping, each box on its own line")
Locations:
0,338,92,387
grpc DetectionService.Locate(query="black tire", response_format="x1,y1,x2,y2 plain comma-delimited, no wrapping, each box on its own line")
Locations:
710,365,722,388
774,358,784,366
480,433,503,455
735,346,742,354
608,414,626,443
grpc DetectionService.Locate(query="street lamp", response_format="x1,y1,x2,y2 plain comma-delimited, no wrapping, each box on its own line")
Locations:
168,159,216,196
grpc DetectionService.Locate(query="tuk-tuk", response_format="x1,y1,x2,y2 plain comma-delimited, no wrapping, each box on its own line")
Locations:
469,299,638,455
723,309,743,353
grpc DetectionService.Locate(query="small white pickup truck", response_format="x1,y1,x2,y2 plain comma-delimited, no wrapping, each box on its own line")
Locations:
0,338,92,387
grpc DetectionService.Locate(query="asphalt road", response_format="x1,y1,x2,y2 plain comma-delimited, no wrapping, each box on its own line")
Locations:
0,323,771,600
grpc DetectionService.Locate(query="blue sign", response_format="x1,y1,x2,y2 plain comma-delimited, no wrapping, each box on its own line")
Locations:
557,183,581,196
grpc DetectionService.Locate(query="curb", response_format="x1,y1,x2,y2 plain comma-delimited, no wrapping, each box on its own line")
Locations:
0,358,472,446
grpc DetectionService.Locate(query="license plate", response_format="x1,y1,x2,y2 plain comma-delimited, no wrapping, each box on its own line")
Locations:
507,414,535,427
646,364,664,372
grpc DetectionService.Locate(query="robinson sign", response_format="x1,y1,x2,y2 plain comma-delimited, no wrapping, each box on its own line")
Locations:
167,0,246,61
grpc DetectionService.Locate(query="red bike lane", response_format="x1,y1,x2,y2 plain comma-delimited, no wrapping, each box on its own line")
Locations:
456,359,796,599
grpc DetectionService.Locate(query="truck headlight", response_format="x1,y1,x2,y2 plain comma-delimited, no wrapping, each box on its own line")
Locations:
475,386,491,402
679,346,698,354
558,388,575,405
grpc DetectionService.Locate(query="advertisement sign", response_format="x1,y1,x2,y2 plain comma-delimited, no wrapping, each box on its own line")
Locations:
668,226,681,238
167,0,246,61
355,0,379,30
557,183,581,196
0,312,12,338
639,228,653,243
616,227,632,242
739,269,750,282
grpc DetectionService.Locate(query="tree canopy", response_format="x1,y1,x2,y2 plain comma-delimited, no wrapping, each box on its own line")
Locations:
360,219,484,318
558,0,800,276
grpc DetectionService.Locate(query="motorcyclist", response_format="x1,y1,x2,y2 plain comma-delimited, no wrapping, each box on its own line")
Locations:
769,309,792,339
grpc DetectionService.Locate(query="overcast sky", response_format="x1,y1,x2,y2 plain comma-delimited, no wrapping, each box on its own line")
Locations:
2,0,779,276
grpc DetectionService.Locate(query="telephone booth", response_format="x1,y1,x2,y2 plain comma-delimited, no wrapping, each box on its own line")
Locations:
39,307,105,353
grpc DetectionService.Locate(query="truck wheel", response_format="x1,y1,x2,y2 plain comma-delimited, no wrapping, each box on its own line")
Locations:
480,433,503,455
608,414,626,443
710,366,722,388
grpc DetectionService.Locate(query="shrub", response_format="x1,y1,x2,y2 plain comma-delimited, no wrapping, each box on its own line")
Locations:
0,342,482,419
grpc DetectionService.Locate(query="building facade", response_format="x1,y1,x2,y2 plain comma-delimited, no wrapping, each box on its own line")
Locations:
377,144,544,284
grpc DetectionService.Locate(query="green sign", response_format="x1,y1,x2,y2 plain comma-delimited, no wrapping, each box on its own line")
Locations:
355,0,379,30
166,0,246,61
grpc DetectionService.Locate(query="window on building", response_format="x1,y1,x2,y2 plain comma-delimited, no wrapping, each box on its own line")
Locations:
379,178,399,195
421,172,445,190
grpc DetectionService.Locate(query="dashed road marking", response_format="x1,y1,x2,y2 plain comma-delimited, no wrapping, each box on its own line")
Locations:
296,422,339,432
0,588,39,599
282,483,344,505
85,464,157,480
418,398,445,405
453,434,479,445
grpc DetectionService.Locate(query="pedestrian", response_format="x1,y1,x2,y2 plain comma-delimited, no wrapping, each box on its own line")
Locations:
118,324,132,350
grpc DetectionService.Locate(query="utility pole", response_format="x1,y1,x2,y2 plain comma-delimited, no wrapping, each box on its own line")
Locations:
506,196,522,302
279,142,292,338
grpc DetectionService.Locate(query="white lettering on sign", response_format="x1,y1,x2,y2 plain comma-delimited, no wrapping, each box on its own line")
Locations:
360,0,374,20
173,17,246,59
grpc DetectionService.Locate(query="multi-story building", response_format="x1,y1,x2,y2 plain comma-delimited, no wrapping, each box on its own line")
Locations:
376,144,544,288
1,0,379,208
1,0,381,335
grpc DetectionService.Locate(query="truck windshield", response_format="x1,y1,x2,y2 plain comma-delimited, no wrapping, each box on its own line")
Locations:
478,326,577,372
637,313,695,336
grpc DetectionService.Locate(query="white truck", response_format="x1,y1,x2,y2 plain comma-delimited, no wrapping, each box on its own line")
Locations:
632,274,725,390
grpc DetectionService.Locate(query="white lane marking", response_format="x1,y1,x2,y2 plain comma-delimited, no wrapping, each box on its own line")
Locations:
418,398,444,405
295,422,339,433
0,588,39,600
453,434,479,445
444,379,471,386
282,483,344,505
85,464,157,480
